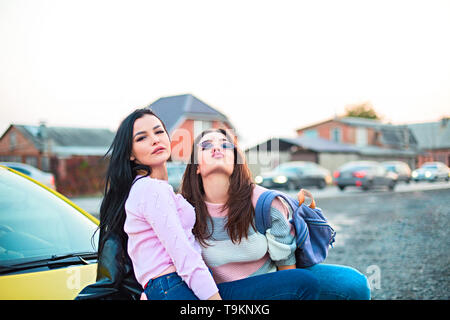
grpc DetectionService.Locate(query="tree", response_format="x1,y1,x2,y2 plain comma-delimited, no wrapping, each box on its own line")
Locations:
344,101,381,120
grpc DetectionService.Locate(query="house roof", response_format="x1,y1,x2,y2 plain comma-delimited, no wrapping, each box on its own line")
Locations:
296,116,417,149
149,94,232,133
339,117,383,128
283,136,359,153
297,116,383,132
407,119,450,149
378,125,418,149
246,135,418,158
13,124,115,156
246,136,359,153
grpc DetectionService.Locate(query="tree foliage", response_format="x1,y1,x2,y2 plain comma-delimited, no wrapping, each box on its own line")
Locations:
344,101,381,120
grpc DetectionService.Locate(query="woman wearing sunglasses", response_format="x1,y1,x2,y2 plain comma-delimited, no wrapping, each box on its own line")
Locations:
181,128,371,300
97,108,319,300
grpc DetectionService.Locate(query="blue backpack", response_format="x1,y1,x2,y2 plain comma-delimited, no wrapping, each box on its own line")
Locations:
254,189,336,268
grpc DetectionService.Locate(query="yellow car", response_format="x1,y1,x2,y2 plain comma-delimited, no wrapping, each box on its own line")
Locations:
0,165,99,299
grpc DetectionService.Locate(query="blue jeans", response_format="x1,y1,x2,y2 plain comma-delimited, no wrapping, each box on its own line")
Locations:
144,264,370,300
144,269,319,300
304,263,371,300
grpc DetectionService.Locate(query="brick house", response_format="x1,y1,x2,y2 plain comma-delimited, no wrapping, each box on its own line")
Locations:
245,116,420,175
293,116,419,169
407,117,450,167
149,94,235,162
0,123,115,196
0,94,235,195
296,116,417,149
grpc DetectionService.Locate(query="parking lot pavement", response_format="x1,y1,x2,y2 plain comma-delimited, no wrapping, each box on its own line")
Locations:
312,186,450,300
285,180,450,199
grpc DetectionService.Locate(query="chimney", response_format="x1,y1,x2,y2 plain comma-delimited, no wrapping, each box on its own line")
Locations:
37,121,49,153
38,121,47,140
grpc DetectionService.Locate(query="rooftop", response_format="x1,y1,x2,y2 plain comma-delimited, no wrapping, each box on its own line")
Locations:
149,94,232,133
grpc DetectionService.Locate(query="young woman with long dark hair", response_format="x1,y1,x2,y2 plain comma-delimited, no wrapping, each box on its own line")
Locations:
181,128,371,300
96,108,220,300
93,108,319,300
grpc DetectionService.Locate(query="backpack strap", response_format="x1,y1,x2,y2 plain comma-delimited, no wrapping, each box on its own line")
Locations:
254,190,298,234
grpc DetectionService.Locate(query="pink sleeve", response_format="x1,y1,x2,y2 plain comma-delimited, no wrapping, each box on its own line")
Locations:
139,181,218,300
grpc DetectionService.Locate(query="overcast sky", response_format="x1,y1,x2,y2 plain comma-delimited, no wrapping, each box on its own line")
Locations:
1,0,449,149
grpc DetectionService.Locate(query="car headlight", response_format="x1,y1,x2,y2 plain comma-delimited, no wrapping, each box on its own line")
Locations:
273,175,288,184
425,171,432,178
412,171,418,178
255,175,263,184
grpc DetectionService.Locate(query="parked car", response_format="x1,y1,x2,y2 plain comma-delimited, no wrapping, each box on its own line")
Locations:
333,161,397,191
167,162,187,192
381,161,412,183
0,165,98,299
411,162,450,182
0,162,56,190
255,161,332,190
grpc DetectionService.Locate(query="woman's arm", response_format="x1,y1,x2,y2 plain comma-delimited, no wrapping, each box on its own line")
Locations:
266,197,297,267
136,180,220,300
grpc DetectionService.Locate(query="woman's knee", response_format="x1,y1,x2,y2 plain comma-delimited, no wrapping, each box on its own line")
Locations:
347,269,371,300
280,269,320,300
336,266,371,300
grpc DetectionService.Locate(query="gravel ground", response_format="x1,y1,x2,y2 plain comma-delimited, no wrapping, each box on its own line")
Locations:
317,188,450,300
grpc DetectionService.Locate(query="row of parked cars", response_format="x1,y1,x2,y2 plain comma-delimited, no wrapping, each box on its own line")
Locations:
254,160,450,192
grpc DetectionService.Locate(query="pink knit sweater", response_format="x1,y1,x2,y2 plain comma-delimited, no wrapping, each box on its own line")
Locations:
124,176,218,300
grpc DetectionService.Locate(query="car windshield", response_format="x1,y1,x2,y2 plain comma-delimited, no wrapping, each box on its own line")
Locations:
384,165,396,172
274,166,303,174
341,164,372,172
422,164,437,169
0,169,99,265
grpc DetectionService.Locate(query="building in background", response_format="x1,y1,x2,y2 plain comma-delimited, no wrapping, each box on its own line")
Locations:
0,93,235,196
407,117,450,167
0,123,114,196
246,116,420,176
149,93,235,162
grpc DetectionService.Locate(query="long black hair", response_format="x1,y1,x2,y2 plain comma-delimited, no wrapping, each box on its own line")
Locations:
94,107,169,255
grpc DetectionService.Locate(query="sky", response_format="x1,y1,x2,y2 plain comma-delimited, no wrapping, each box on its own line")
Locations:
0,0,449,149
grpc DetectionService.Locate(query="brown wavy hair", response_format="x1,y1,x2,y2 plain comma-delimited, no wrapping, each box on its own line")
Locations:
180,128,255,246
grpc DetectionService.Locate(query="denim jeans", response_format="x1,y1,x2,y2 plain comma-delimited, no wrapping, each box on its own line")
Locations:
304,263,371,300
144,263,371,300
144,269,319,300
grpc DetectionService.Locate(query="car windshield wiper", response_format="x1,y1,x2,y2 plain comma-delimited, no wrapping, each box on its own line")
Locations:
0,251,98,275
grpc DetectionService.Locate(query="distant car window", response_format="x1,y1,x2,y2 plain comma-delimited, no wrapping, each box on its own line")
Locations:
422,164,437,169
341,165,372,172
377,166,386,175
9,166,31,176
276,166,302,174
0,170,98,264
384,165,396,172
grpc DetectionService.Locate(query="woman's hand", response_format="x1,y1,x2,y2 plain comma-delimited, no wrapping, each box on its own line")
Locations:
297,188,316,209
277,264,296,271
208,292,222,300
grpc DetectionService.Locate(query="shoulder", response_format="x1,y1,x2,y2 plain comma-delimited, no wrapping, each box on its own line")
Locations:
252,184,291,218
128,176,174,202
126,176,178,216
